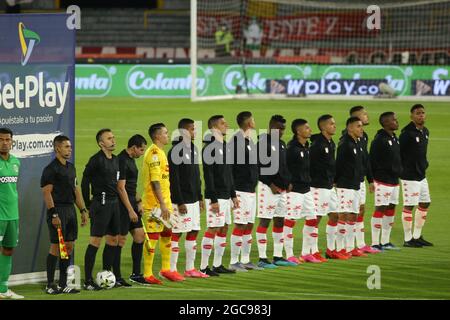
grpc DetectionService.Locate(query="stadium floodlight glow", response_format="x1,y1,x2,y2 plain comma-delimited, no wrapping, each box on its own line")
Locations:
0,72,69,114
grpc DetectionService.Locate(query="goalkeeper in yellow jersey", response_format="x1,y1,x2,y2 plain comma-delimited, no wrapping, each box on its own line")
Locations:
141,123,185,284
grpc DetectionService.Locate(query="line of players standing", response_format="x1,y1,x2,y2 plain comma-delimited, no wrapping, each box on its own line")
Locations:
40,103,432,293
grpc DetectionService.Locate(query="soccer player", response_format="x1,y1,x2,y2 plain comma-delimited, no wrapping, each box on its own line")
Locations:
310,115,338,262
141,123,184,284
168,119,208,278
41,135,88,294
284,119,314,264
200,115,239,276
348,106,379,254
116,134,147,286
256,115,295,268
400,104,432,247
82,128,121,290
335,117,366,257
0,128,24,299
369,112,403,251
229,112,262,271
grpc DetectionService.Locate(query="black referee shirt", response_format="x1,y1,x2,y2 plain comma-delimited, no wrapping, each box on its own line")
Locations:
40,158,77,206
81,150,120,208
118,149,138,199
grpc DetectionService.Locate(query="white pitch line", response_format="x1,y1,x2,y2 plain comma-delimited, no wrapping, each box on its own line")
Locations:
123,286,440,300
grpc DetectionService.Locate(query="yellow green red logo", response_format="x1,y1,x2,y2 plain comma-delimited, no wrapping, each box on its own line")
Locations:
18,22,40,66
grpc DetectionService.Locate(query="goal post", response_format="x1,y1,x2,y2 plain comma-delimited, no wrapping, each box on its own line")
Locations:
190,0,450,101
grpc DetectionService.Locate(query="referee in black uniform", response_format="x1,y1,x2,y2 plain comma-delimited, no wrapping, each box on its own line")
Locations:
81,129,121,290
41,135,88,294
115,134,147,286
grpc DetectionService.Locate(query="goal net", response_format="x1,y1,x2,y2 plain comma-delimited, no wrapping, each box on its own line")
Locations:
191,0,450,101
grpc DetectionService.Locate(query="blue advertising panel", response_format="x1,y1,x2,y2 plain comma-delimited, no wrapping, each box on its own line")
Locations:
0,14,75,275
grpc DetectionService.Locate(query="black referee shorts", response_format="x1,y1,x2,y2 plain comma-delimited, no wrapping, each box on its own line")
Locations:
119,199,143,236
89,198,120,237
47,206,78,244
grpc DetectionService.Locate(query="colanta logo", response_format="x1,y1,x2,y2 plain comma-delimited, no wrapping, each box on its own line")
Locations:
18,22,40,66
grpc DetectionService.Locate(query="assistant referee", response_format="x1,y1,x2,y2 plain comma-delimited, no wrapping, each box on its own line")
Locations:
41,135,88,294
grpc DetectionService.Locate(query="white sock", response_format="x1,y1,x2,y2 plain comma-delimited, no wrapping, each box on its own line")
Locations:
241,232,252,264
311,227,319,254
402,209,413,242
185,236,197,271
336,220,346,252
272,227,284,258
326,222,337,251
345,222,356,252
213,233,227,268
230,229,243,265
413,207,428,239
256,227,268,259
381,210,395,245
302,219,316,256
283,220,296,258
200,232,214,270
170,238,180,272
371,211,383,246
355,219,366,249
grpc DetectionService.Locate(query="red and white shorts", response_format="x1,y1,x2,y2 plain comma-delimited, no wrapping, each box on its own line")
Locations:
286,191,315,220
374,180,400,206
311,187,338,216
233,191,256,225
205,198,232,228
336,188,361,214
401,178,431,206
172,202,201,233
257,182,287,219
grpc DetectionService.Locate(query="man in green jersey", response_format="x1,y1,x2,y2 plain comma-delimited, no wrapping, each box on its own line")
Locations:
0,128,24,299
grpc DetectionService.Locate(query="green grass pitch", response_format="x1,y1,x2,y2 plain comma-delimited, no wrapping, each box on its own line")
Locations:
13,98,450,300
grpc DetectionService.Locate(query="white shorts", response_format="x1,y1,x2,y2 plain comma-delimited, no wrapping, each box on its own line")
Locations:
205,198,232,228
311,187,338,216
374,180,400,206
359,182,366,205
257,182,287,219
286,191,315,220
172,202,201,233
336,188,361,214
401,178,431,206
233,191,256,225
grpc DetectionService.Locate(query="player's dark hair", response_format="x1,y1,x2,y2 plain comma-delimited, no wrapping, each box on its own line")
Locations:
317,114,333,131
0,127,13,137
128,134,147,148
379,112,395,127
346,116,362,127
236,111,253,128
96,128,112,143
269,115,286,128
148,123,166,141
53,135,70,148
411,104,425,113
178,118,194,129
208,115,224,129
291,119,308,138
349,106,365,116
